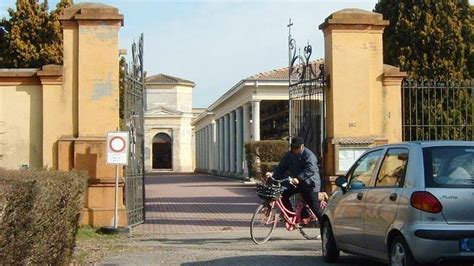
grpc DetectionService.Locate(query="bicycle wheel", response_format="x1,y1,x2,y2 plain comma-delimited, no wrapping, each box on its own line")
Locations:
299,221,320,240
250,203,277,244
298,208,321,240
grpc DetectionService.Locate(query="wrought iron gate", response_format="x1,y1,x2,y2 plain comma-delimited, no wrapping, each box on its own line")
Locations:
124,34,145,226
402,79,474,141
288,21,327,180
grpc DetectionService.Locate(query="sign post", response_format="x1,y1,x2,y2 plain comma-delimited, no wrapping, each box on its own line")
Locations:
106,131,129,229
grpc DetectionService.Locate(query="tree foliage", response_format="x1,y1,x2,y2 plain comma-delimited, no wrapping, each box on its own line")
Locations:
374,0,473,80
0,0,73,68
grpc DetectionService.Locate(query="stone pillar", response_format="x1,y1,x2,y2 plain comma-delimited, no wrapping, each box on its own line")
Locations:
211,120,217,172
319,9,404,191
224,114,230,173
229,111,236,173
219,117,224,172
59,3,125,227
39,65,65,170
202,128,206,170
196,130,201,170
207,125,211,171
200,130,203,170
251,100,261,141
242,103,251,175
235,107,243,174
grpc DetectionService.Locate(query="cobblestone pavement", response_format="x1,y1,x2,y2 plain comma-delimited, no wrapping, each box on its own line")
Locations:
134,174,259,234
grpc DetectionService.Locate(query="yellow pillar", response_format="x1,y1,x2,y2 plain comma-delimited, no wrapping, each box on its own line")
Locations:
39,65,65,170
319,9,406,190
58,3,126,227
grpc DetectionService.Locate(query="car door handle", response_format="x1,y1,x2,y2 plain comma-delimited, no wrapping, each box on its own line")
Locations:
357,192,363,200
389,193,398,201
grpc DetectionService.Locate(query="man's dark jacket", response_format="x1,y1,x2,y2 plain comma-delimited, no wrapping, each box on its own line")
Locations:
273,148,321,191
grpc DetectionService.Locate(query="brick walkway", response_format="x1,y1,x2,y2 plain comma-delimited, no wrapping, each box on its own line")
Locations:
135,174,259,234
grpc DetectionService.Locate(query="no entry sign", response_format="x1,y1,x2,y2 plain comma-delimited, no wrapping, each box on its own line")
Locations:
107,131,129,165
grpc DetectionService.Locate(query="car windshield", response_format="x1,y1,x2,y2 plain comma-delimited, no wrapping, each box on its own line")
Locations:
423,146,474,188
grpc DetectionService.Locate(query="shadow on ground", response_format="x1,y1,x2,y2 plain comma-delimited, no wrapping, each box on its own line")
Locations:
181,255,384,266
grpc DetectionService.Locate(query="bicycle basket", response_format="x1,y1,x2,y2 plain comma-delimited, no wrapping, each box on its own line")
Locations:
256,183,282,201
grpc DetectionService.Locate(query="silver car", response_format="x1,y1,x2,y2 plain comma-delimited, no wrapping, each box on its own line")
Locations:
320,141,474,265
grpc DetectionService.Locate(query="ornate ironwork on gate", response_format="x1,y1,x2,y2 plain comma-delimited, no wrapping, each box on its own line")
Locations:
402,79,474,141
287,20,327,180
123,33,146,226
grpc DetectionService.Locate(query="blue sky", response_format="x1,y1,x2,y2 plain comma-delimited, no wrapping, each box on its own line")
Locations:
2,0,469,108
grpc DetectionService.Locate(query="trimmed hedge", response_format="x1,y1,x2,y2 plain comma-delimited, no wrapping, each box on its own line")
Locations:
0,169,88,265
244,140,288,180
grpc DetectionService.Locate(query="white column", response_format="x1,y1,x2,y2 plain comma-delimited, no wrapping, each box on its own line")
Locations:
197,130,201,169
224,114,230,173
251,100,261,141
242,103,251,175
230,111,236,173
195,130,198,170
211,120,217,171
204,127,208,171
219,117,224,172
236,107,243,174
201,129,204,170
206,124,212,172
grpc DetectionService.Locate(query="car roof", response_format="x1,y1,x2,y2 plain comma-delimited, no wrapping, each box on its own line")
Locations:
374,140,474,149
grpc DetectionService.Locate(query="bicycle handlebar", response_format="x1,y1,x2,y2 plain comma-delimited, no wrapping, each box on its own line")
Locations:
266,175,291,184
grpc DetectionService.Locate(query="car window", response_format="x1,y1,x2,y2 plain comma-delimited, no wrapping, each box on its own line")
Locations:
375,148,409,188
423,146,474,188
348,150,383,190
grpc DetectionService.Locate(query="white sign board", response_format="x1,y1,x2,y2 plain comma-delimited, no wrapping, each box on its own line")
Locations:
107,131,129,165
337,147,367,173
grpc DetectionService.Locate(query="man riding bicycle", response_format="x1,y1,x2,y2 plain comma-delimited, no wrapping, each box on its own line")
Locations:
271,137,324,223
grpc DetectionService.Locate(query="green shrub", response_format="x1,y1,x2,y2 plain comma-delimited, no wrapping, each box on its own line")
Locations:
0,169,88,265
260,162,280,178
244,140,288,180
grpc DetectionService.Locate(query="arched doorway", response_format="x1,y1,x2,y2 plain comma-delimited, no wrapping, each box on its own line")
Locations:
152,133,172,169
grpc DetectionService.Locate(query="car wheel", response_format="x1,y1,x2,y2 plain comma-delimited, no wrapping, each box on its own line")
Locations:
389,236,418,266
321,220,340,263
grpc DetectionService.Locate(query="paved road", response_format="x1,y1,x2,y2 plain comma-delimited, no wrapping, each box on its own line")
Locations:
135,174,259,234
110,174,382,265
103,230,383,266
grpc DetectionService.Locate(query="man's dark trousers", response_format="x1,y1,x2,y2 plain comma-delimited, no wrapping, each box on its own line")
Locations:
281,182,323,221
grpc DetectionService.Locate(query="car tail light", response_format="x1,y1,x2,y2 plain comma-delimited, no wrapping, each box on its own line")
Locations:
410,191,443,213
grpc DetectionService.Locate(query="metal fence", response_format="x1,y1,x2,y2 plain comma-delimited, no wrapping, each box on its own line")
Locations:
402,79,474,141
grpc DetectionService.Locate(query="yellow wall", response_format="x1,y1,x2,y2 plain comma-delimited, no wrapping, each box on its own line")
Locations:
321,9,405,190
77,22,120,136
0,83,43,169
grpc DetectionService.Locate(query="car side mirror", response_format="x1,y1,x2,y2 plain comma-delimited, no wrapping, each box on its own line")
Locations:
335,176,348,194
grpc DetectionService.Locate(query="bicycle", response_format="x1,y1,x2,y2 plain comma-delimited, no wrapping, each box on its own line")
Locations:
250,176,328,245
